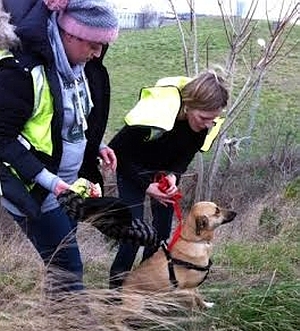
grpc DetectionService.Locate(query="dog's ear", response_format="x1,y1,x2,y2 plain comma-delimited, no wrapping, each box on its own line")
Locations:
195,215,209,235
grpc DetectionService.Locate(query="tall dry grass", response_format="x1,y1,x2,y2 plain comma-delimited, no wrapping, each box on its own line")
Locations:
0,211,195,331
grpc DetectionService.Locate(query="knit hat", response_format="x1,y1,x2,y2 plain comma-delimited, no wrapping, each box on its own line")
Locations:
44,0,119,44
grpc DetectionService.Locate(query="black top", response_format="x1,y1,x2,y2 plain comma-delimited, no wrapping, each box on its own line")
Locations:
109,121,208,190
0,0,111,216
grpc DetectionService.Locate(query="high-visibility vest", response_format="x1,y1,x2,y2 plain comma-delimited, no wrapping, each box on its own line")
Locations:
0,49,54,156
124,76,225,152
0,49,54,190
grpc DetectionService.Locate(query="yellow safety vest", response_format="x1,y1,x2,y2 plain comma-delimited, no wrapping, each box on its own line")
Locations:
0,49,54,155
124,76,225,152
0,50,54,190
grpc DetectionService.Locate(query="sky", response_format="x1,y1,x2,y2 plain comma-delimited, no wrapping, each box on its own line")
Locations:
112,0,299,21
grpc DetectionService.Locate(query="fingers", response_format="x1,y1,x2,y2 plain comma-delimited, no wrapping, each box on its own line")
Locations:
146,183,178,206
165,185,178,195
90,183,102,197
54,180,70,196
105,152,117,171
158,198,175,206
99,147,117,171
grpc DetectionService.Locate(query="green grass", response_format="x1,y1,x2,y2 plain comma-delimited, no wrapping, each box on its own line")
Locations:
285,177,300,199
215,241,299,279
100,20,300,330
0,16,299,331
0,271,37,293
195,281,300,331
103,18,300,159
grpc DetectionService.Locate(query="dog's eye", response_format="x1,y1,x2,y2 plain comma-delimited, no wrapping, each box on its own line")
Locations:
215,207,220,215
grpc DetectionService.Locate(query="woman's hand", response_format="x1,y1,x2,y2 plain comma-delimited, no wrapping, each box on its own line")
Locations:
164,173,178,195
146,181,178,206
99,146,117,172
89,182,102,197
53,179,70,196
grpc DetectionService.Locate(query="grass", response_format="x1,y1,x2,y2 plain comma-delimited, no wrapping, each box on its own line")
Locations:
197,281,300,331
216,241,299,278
0,196,299,330
0,16,299,331
103,18,300,149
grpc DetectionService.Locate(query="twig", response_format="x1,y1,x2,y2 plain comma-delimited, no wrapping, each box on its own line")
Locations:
260,269,277,307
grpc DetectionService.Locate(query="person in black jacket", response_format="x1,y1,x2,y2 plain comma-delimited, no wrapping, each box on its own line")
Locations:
0,0,118,295
109,72,229,289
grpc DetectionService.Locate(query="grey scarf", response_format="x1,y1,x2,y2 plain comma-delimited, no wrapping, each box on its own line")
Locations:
47,13,93,130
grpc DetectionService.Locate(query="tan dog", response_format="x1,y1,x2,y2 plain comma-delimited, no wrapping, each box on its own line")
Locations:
120,201,236,315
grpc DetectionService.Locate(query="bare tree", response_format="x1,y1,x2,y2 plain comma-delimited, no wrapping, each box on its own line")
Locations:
168,0,299,200
206,0,299,199
167,0,200,76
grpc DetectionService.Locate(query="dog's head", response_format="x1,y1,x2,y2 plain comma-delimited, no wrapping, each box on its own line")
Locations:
185,201,236,239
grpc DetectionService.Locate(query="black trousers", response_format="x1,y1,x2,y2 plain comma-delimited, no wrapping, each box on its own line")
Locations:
109,173,174,289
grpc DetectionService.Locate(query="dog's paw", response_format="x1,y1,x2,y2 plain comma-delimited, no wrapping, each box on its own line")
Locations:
203,301,215,308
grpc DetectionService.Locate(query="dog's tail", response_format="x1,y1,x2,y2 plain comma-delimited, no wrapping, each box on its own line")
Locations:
57,190,158,247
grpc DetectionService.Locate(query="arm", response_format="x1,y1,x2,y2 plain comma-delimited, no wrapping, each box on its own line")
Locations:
146,174,178,206
99,143,117,172
108,125,154,191
0,64,64,193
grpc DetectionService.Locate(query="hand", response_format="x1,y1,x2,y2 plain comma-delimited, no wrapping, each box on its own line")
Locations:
53,180,70,196
89,182,102,197
164,173,178,195
99,146,117,172
146,182,177,206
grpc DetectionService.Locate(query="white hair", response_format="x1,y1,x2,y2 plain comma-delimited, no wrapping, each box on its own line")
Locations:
0,0,20,49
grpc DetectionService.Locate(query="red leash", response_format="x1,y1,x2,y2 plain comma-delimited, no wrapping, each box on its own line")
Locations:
155,173,183,251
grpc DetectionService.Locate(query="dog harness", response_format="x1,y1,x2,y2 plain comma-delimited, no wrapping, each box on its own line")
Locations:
161,242,213,288
156,174,212,288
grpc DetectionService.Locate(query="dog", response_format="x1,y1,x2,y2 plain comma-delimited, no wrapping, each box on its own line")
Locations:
119,201,236,317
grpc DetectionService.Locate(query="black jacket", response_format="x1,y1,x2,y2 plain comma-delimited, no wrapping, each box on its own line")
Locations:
109,121,208,191
0,0,111,217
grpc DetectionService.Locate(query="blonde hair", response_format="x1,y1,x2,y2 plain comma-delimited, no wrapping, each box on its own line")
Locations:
181,70,228,112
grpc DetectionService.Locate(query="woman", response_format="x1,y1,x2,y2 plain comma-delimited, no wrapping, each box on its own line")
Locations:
108,71,229,288
0,0,118,295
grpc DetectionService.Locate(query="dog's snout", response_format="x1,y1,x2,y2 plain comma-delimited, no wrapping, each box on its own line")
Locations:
223,210,237,224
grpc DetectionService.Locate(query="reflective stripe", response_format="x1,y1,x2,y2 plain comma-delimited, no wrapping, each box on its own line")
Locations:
0,49,14,59
200,116,225,152
32,65,45,114
0,50,54,193
17,135,31,150
21,66,53,155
